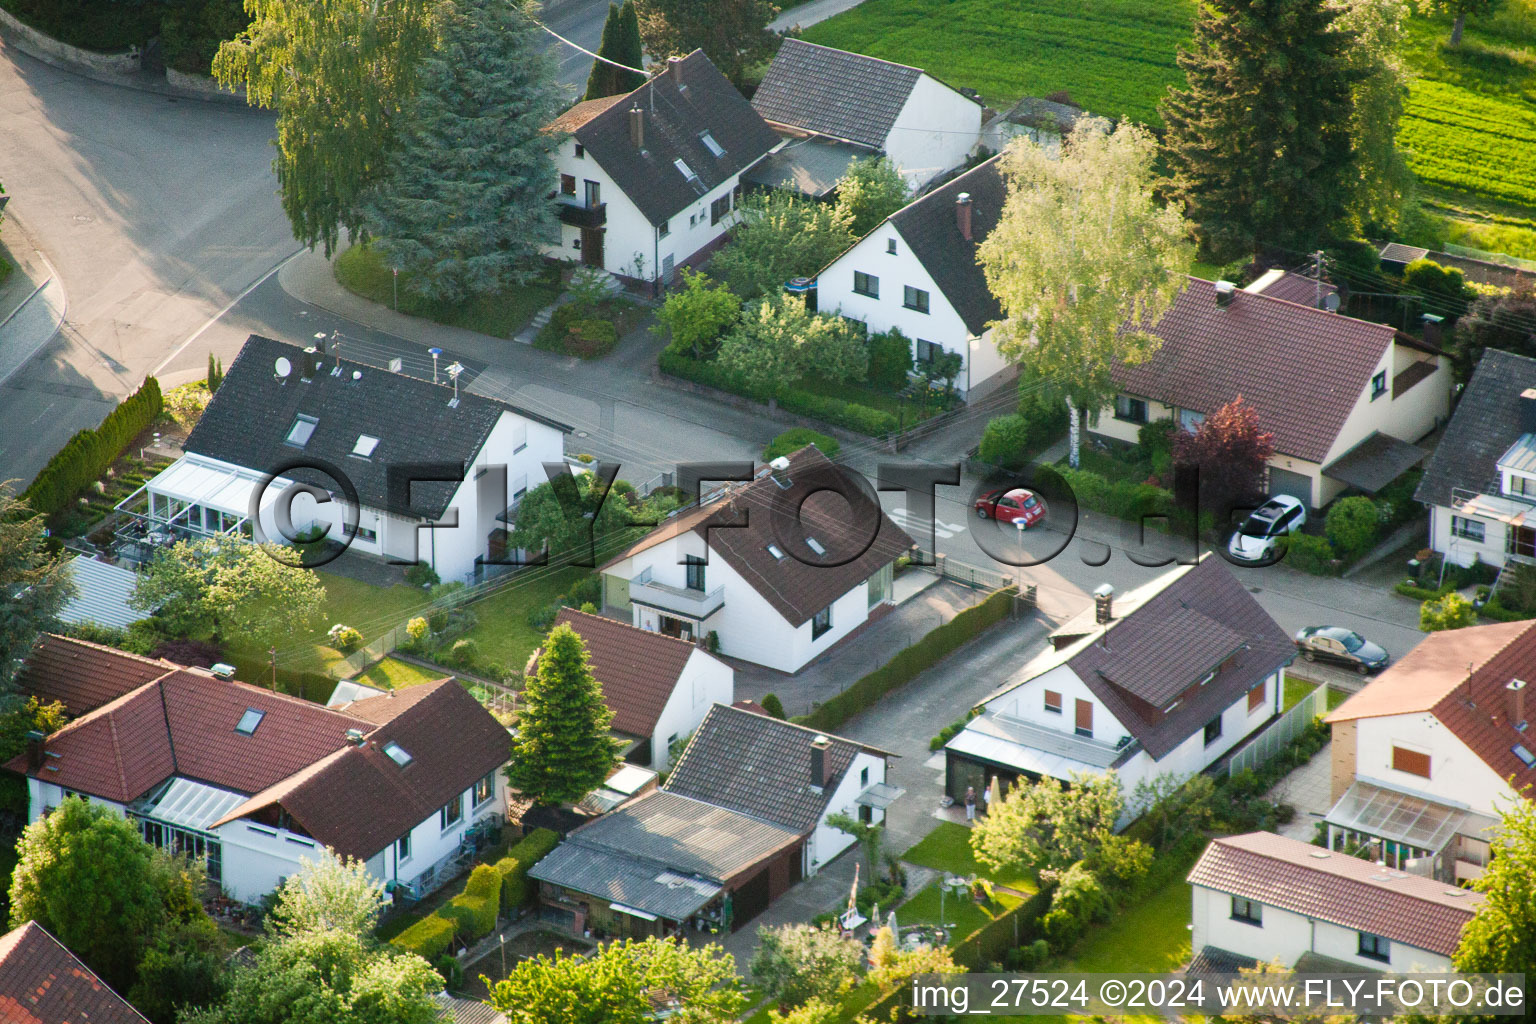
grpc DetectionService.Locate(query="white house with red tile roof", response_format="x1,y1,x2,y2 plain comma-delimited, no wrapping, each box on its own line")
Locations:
1188,831,1482,972
1323,619,1536,884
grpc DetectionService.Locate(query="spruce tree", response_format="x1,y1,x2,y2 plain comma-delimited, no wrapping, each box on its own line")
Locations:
583,1,646,99
506,624,618,806
359,0,561,300
1159,0,1360,260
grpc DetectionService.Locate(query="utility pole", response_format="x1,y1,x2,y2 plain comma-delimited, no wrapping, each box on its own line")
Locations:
269,647,277,692
1313,250,1326,310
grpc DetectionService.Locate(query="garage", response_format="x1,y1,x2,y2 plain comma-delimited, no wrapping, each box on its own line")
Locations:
1267,467,1314,506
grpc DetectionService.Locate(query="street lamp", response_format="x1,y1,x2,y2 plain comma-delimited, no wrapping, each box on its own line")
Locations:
1015,518,1027,595
967,334,980,398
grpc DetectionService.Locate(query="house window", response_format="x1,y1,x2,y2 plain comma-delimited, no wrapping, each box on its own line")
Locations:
1247,682,1266,712
574,143,584,158
859,804,873,823
1371,371,1387,399
915,338,943,364
1114,395,1148,423
854,271,879,298
1044,690,1062,714
903,286,930,313
689,213,698,229
658,219,670,238
1074,699,1093,737
860,766,869,787
560,174,576,195
440,794,463,831
1358,932,1391,963
710,194,731,226
1203,715,1224,747
1509,474,1536,498
812,605,832,640
685,555,706,592
397,833,412,862
285,414,318,448
353,524,377,543
1451,516,1486,542
1392,745,1431,778
473,770,496,807
1231,896,1262,925
887,239,898,255
1178,408,1205,432
700,131,725,157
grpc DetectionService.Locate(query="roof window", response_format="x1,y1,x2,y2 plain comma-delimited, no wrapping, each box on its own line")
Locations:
806,537,826,555
286,414,318,447
352,434,380,458
700,131,725,157
674,158,698,182
384,741,413,767
235,708,265,735
1515,744,1536,768
766,543,786,560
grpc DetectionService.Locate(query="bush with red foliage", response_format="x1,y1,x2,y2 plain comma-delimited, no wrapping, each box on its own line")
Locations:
1170,396,1276,527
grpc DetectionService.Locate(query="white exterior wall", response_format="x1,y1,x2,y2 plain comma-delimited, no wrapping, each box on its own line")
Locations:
985,663,1130,743
649,649,734,770
1428,503,1509,568
882,75,982,189
804,751,887,873
1352,712,1520,817
817,223,1007,398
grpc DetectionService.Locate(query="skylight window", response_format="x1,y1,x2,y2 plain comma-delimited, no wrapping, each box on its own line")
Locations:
352,434,380,458
1515,744,1536,768
806,537,826,555
384,741,413,767
235,708,265,736
766,544,786,560
674,158,698,182
700,131,725,157
286,414,318,447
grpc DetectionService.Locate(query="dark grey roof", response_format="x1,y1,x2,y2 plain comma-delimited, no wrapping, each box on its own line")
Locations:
1185,946,1258,975
571,51,780,226
1380,242,1430,264
884,155,1005,335
184,335,569,520
752,39,928,150
663,703,895,833
1063,556,1295,759
742,137,872,198
529,840,722,921
1323,431,1426,494
997,96,1083,134
1416,348,1536,508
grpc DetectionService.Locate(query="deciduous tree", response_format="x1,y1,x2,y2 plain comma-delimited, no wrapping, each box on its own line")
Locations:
970,772,1123,877
360,0,562,300
653,270,741,356
0,485,75,693
709,192,853,300
978,122,1192,468
1331,0,1413,234
1418,0,1505,45
1169,396,1276,525
834,157,909,238
717,297,867,394
632,0,778,87
265,852,386,938
1453,795,1536,1012
1449,278,1536,381
508,473,648,563
749,923,862,1009
585,1,646,99
507,624,618,805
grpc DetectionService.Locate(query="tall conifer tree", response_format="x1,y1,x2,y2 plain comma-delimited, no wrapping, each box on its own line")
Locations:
506,625,618,806
584,1,646,99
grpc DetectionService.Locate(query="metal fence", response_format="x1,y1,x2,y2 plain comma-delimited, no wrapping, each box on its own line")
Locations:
1227,684,1326,778
920,551,1017,592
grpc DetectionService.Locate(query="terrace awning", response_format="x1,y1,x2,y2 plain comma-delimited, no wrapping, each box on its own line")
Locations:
137,778,248,833
1324,779,1467,853
1322,432,1426,494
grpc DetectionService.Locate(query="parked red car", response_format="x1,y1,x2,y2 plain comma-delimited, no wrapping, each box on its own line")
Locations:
974,487,1046,527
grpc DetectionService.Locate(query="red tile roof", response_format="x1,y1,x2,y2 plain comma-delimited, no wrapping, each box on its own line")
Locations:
550,608,704,738
1114,278,1397,463
0,921,148,1023
1187,832,1481,957
16,635,176,716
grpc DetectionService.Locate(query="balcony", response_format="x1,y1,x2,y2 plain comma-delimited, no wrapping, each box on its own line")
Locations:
557,200,607,228
629,576,725,621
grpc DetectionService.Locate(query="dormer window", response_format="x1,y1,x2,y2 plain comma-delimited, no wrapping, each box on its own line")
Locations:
700,131,724,157
285,414,318,447
383,741,412,767
352,434,380,458
235,709,265,735
674,158,697,182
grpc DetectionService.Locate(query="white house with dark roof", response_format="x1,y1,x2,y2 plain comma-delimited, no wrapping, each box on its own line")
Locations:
115,334,568,582
945,555,1294,821
752,39,981,190
815,155,1012,400
598,446,913,673
545,50,780,286
1187,831,1482,972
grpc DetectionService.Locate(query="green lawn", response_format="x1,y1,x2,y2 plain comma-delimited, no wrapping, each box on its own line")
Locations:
898,879,1026,944
457,566,592,670
335,244,560,339
900,822,1036,893
1327,684,1350,712
353,656,446,689
1282,675,1316,712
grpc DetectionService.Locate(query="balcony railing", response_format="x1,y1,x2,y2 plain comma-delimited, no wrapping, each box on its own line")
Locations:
629,576,725,621
557,200,607,228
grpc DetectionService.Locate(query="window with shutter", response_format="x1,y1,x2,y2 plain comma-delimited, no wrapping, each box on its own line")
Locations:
1392,746,1431,778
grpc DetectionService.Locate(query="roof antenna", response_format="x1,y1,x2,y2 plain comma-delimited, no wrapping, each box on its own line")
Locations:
447,362,464,407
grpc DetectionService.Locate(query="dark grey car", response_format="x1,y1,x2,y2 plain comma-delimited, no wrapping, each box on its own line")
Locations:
1295,626,1389,675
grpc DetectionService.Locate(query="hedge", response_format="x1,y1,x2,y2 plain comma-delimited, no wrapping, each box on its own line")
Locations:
443,864,501,940
390,912,456,961
493,827,560,913
951,885,1054,970
795,587,1015,732
22,377,162,521
659,348,898,437
764,428,840,462
1394,580,1453,601
1283,533,1342,576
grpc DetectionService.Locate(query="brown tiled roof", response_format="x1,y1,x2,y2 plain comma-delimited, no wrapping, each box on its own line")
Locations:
0,921,148,1024
1063,555,1295,759
551,608,703,738
1187,832,1481,957
604,446,914,627
216,679,510,861
1248,270,1339,308
546,93,626,134
1326,620,1528,723
1114,279,1396,463
16,635,175,716
663,703,895,833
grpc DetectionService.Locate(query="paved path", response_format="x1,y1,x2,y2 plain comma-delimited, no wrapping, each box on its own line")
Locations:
769,0,869,32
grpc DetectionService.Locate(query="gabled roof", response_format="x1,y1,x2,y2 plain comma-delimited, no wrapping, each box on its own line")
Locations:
1329,618,1536,786
1245,268,1339,308
1416,348,1536,508
550,608,710,739
885,155,1005,336
663,703,895,834
561,51,780,226
1187,832,1482,957
547,93,626,134
16,634,175,716
752,39,935,150
185,335,570,520
1113,279,1399,463
0,921,149,1024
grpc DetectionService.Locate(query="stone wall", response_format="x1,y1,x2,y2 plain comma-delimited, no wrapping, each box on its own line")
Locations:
0,5,140,76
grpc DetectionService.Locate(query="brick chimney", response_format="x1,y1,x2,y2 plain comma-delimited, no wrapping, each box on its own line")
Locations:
629,106,644,149
1421,313,1444,348
1093,583,1114,625
1508,678,1527,729
25,730,44,772
1520,388,1536,436
1214,280,1236,308
668,54,685,88
810,734,832,790
955,192,972,241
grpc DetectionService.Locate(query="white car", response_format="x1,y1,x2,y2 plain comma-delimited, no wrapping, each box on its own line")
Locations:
1227,496,1307,563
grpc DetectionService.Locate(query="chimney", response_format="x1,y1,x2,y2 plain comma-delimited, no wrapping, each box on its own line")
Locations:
25,730,44,772
209,662,236,680
1093,583,1114,625
769,456,791,488
1214,280,1236,308
955,192,972,241
300,346,320,381
1508,678,1527,729
345,728,367,747
628,106,644,149
1519,388,1536,437
1421,313,1444,347
809,734,832,790
668,54,685,88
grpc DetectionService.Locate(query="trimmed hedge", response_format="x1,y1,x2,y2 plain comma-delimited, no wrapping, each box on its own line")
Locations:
1394,580,1453,601
951,885,1054,970
1283,533,1342,576
764,428,840,463
390,912,456,961
443,864,501,940
493,827,560,913
659,348,898,437
795,587,1015,732
22,377,162,521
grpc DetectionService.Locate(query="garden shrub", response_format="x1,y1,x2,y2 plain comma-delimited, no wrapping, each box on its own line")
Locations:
1004,939,1051,971
1421,591,1476,631
404,563,440,588
390,913,456,961
1480,596,1528,622
563,317,619,359
406,617,429,642
327,624,364,653
450,864,502,938
652,269,739,356
564,574,603,608
1325,496,1380,560
659,348,898,436
22,377,162,522
977,415,1032,469
493,828,560,913
865,328,914,391
929,709,979,751
759,693,786,719
159,0,246,74
1055,466,1170,522
764,428,840,462
447,638,480,669
1282,533,1340,576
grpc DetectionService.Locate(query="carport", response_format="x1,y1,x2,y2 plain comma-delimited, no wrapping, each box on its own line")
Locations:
1322,431,1427,496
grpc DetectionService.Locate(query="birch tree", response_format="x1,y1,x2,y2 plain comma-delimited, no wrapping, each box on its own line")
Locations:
977,122,1193,468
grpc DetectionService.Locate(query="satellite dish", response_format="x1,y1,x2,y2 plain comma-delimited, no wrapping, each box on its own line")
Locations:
352,370,362,380
274,357,292,379
1323,293,1342,313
